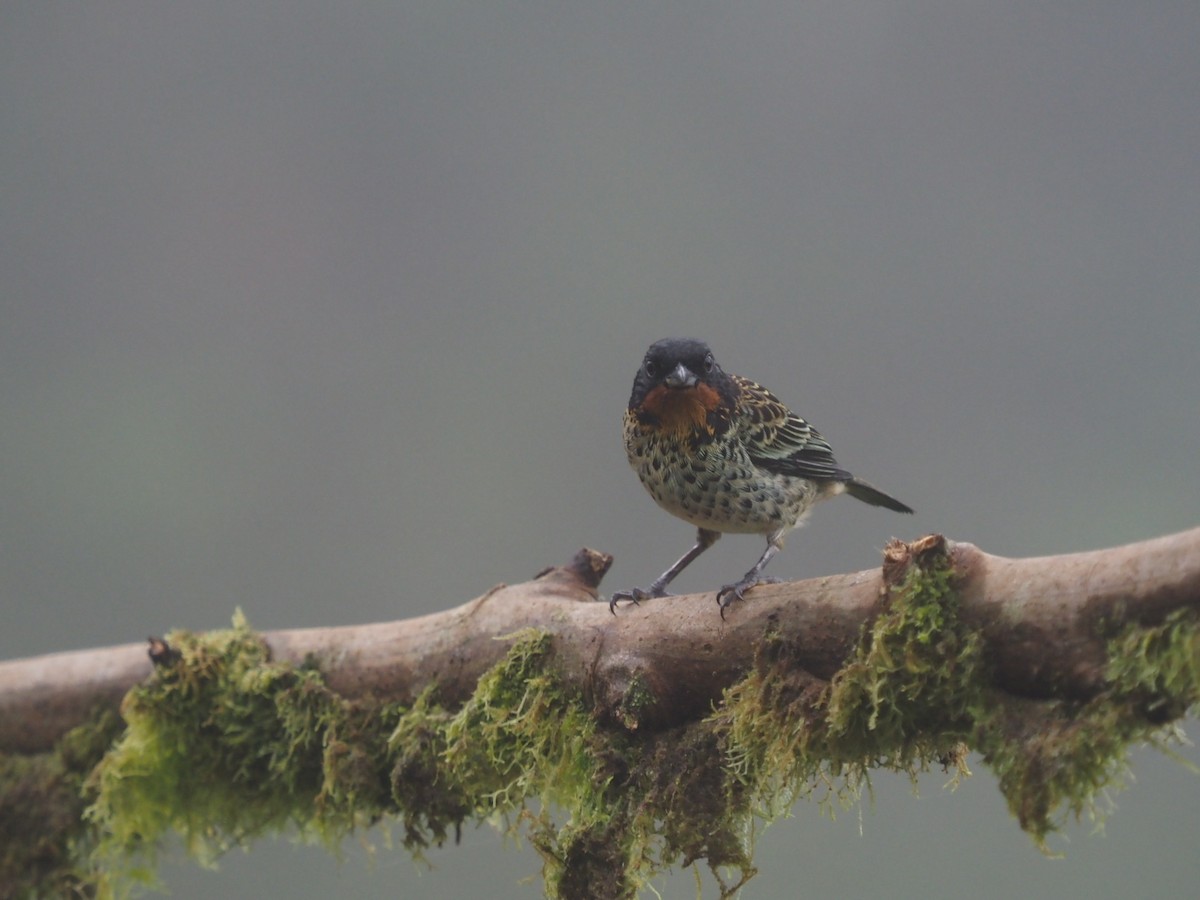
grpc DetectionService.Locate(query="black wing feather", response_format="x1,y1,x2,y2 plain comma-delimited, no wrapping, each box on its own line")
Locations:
732,375,851,482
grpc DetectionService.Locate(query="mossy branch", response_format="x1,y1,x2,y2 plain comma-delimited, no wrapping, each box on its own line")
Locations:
1,528,1198,897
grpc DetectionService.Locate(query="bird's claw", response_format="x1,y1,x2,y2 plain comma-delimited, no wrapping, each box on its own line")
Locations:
608,586,671,614
715,576,775,619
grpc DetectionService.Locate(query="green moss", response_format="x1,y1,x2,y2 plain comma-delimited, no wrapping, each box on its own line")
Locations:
85,612,409,893
528,720,756,900
8,566,1197,897
614,673,656,732
79,622,681,899
431,629,756,899
1106,607,1200,720
972,607,1200,850
0,708,122,898
714,543,1199,858
714,546,978,827
825,552,981,777
385,687,469,854
442,629,599,816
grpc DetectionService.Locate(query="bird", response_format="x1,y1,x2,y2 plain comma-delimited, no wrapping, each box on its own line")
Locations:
610,338,912,617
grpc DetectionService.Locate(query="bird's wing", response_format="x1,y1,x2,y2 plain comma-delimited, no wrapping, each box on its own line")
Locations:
732,375,849,481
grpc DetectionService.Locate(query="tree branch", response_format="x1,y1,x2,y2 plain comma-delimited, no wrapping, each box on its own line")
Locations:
4,528,1199,899
3,528,1198,756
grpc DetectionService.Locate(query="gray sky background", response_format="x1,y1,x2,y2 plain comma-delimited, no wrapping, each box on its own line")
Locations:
3,3,1198,897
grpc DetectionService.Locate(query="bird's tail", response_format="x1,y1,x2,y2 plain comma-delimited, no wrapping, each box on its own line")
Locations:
844,477,913,514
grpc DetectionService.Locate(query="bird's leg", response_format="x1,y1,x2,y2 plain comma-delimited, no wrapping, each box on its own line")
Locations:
716,530,786,618
609,528,720,613
648,528,721,594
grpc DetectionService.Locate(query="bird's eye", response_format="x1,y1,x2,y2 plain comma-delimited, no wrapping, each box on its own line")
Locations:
644,360,658,378
703,354,715,373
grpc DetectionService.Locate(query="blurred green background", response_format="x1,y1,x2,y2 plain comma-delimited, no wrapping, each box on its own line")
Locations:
3,2,1198,897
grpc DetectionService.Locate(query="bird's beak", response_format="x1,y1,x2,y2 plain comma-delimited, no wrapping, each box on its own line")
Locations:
663,363,698,389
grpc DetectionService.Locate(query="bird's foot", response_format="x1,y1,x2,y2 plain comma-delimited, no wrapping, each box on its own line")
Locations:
716,576,778,619
608,585,673,614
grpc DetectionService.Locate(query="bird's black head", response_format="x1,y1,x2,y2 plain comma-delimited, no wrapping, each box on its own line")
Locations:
628,338,737,432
